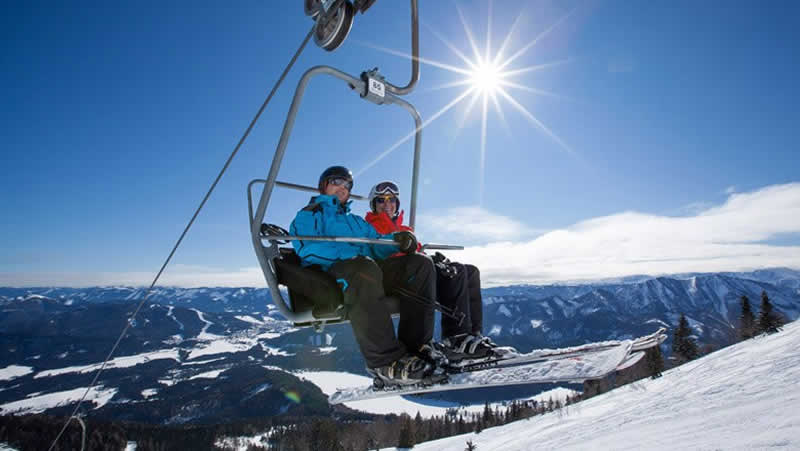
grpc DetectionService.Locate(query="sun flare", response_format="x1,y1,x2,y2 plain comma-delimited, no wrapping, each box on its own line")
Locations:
357,2,577,204
470,62,503,94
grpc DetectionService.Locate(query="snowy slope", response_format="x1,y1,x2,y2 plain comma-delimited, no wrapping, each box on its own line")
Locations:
404,320,800,450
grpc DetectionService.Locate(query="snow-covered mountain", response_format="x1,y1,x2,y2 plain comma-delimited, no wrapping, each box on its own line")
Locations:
1,268,798,424
481,269,799,351
0,286,273,313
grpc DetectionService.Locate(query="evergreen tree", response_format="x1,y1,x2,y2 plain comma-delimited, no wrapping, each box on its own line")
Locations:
465,439,478,451
482,401,494,426
414,411,425,443
457,414,466,434
672,313,699,363
397,415,415,449
739,295,757,340
757,290,783,334
645,344,665,378
309,419,341,451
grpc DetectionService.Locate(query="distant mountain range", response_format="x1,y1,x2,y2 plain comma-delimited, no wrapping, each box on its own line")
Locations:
1,268,798,423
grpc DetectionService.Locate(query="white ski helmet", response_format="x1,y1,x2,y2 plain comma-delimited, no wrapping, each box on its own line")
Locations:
368,181,400,216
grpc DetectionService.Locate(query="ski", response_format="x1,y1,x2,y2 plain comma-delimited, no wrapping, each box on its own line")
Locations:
329,340,634,404
449,327,667,373
614,350,646,372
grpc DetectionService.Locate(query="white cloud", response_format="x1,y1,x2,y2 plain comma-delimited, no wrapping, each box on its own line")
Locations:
416,206,545,245
457,183,800,285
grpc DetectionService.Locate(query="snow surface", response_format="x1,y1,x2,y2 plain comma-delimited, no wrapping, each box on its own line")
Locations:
188,339,251,360
34,349,180,378
255,331,282,339
181,357,226,366
395,320,800,450
189,369,226,380
166,305,184,330
0,386,117,415
191,308,220,340
234,315,263,325
215,431,273,450
141,389,158,398
0,365,33,381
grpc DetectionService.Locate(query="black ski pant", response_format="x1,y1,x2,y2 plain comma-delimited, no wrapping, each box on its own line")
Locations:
465,264,483,334
327,254,436,369
438,262,483,337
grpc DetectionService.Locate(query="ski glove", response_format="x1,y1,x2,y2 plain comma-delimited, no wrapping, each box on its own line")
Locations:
393,230,418,254
432,252,457,279
431,252,450,265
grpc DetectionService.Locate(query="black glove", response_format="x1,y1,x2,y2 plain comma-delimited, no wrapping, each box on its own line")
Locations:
432,252,458,278
437,262,458,279
393,230,418,254
431,252,450,265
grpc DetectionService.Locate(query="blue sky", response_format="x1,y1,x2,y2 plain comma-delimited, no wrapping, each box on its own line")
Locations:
2,0,799,287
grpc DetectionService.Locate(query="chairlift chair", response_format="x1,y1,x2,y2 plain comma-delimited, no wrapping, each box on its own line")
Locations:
250,0,460,331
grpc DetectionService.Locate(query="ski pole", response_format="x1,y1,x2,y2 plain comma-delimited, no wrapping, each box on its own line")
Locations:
391,286,466,326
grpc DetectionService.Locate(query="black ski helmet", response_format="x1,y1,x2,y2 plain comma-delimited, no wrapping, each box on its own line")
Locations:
318,165,353,193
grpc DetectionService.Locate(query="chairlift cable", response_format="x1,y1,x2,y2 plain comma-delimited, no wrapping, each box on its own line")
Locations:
47,26,314,451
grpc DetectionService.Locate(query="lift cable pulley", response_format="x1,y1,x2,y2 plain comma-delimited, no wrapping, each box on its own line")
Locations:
305,0,379,51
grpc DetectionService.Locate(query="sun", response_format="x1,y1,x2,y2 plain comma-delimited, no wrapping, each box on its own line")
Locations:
469,62,503,94
356,3,576,204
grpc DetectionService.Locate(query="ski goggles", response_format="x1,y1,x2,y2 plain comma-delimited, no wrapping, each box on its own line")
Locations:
373,181,399,196
327,177,353,191
375,195,397,204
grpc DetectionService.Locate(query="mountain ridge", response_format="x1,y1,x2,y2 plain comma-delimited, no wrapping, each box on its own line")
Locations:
1,268,799,423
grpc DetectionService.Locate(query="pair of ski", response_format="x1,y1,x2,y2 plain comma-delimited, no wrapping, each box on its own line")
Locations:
329,327,667,404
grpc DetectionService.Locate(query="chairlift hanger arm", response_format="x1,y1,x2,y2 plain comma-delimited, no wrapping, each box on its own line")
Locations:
249,64,421,237
382,0,419,96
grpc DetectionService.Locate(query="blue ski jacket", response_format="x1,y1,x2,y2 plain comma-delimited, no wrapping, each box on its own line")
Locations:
290,194,397,271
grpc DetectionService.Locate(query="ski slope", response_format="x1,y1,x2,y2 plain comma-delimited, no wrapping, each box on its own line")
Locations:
403,320,800,450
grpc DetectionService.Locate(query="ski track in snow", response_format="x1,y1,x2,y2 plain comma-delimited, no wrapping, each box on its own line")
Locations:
166,305,184,331
191,308,219,340
402,320,800,451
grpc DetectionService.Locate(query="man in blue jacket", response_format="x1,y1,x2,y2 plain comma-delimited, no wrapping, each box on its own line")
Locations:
290,166,444,387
